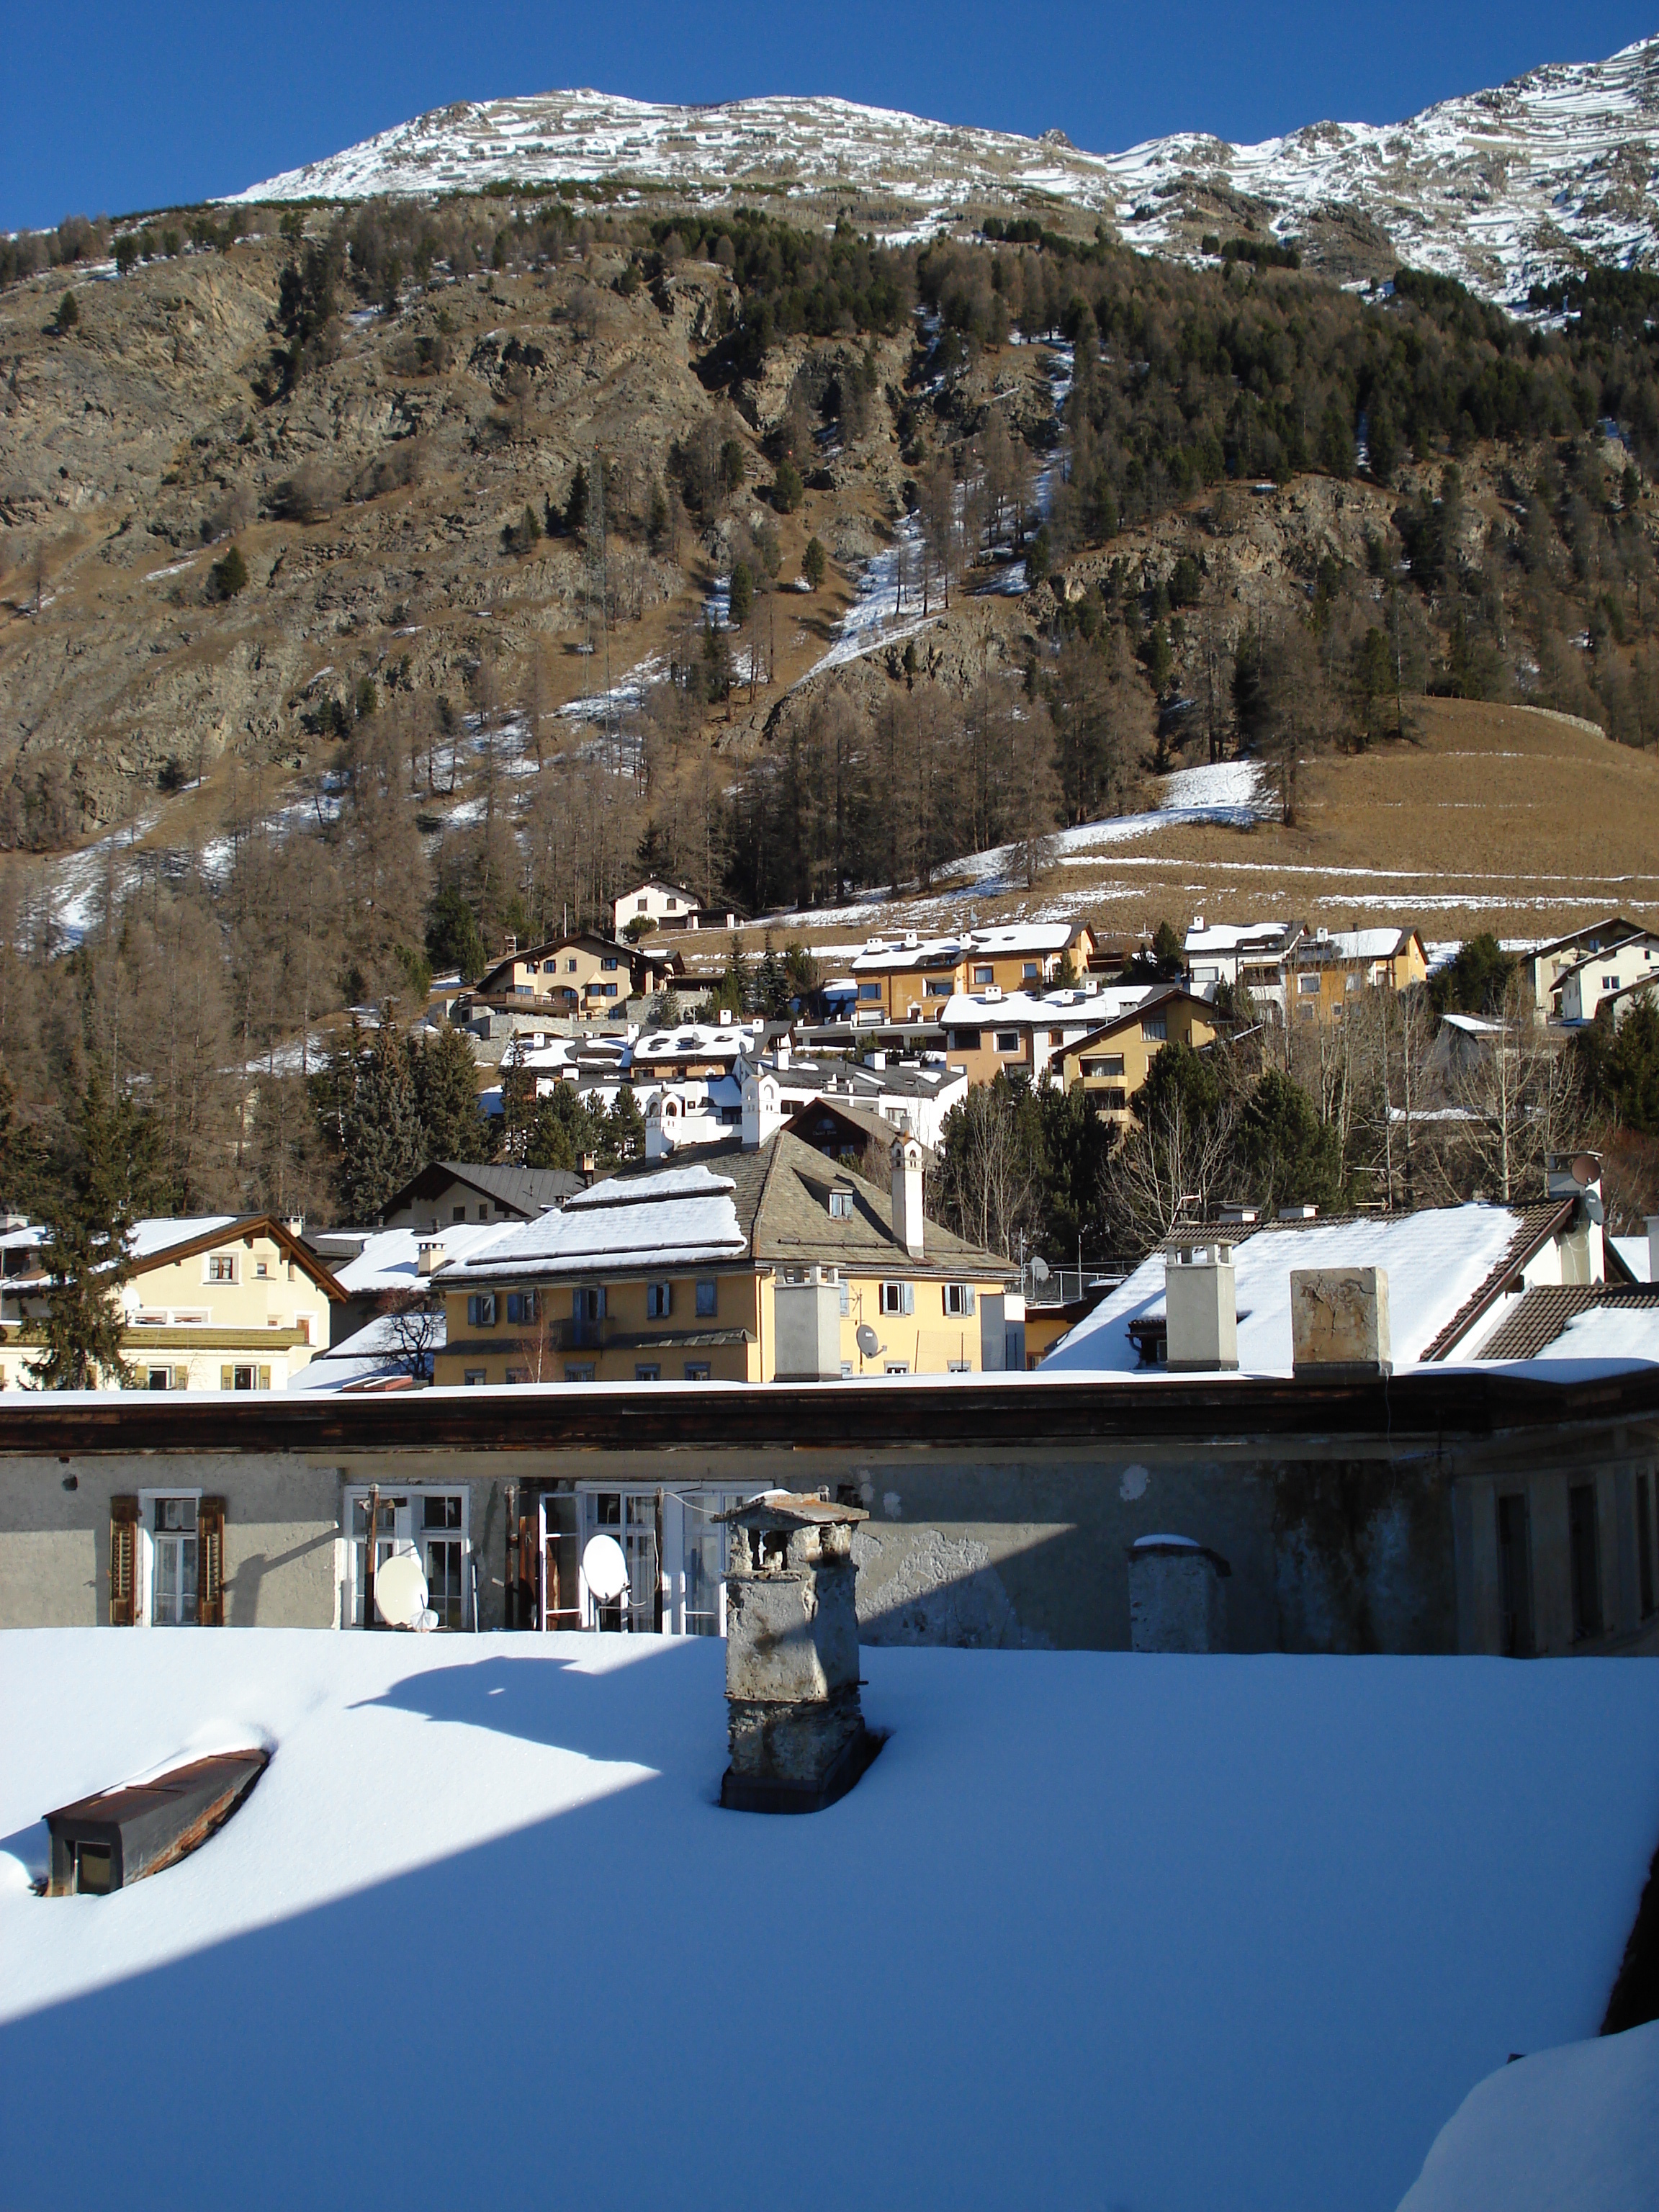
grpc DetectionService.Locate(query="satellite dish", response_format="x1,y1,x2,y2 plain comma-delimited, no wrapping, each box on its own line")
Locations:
855,1323,881,1359
373,1551,428,1629
1031,1256,1052,1282
583,1532,630,1605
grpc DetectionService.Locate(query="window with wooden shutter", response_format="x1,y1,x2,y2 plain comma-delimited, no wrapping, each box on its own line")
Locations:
109,1496,139,1627
257,1365,271,1391
220,1365,233,1391
199,1497,226,1626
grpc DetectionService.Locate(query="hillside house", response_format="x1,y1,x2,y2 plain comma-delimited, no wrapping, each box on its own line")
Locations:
1555,931,1659,1023
611,878,743,935
849,922,1095,1023
431,1100,1014,1388
376,1160,583,1233
471,932,663,1013
1527,914,1646,1015
0,1216,343,1393
1059,988,1220,1123
1290,927,1429,1022
936,988,1130,1086
1184,919,1305,1021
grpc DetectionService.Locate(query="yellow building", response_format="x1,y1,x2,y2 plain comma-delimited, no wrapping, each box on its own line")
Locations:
1060,989,1220,1123
1289,927,1429,1024
0,1216,343,1391
433,1122,1015,1385
472,931,664,1014
850,923,1095,1023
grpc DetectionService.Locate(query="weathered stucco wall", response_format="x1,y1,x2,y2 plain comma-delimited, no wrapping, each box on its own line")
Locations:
2,1414,1656,1655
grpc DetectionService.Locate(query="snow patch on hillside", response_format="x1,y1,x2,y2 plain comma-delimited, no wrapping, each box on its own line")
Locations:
229,37,1659,305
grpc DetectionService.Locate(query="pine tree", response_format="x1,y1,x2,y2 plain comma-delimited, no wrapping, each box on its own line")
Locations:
29,1074,159,1390
565,463,589,536
338,1015,424,1221
802,536,827,590
411,1027,487,1163
603,1086,645,1164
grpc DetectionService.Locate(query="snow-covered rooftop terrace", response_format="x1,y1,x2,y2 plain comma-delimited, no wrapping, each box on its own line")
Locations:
1,1632,1654,2211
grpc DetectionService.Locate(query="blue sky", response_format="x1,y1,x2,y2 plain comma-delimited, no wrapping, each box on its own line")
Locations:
4,1,1654,230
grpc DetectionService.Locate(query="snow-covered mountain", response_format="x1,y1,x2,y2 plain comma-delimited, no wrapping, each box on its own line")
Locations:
233,36,1659,305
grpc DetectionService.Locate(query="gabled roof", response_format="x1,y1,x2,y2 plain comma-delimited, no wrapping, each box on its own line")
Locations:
377,1161,583,1223
1295,927,1425,964
784,1097,936,1167
1530,914,1645,963
1065,986,1217,1053
439,1130,1009,1285
475,932,647,996
1043,1201,1576,1375
125,1215,347,1301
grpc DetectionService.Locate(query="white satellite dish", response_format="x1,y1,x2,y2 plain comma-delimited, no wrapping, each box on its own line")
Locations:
583,1532,630,1605
1031,1255,1051,1282
373,1551,428,1629
855,1322,881,1359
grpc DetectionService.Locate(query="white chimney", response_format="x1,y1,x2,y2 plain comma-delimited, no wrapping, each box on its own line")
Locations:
1164,1244,1238,1372
890,1136,925,1259
1648,1215,1659,1285
742,1070,783,1150
416,1239,446,1277
719,1007,732,1026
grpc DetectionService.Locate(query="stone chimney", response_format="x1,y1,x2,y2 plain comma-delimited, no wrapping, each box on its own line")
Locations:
1164,1244,1238,1372
1126,1535,1231,1652
719,1493,876,1813
1290,1266,1391,1380
773,1267,843,1382
890,1136,925,1259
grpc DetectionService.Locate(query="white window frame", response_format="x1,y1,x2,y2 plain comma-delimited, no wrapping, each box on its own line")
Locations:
943,1282,976,1317
341,1485,472,1630
573,1482,770,1635
135,1486,204,1630
878,1281,914,1316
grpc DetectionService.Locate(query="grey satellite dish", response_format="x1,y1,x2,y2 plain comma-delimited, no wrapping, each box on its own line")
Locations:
855,1323,881,1359
583,1532,630,1605
373,1550,428,1629
1030,1256,1051,1282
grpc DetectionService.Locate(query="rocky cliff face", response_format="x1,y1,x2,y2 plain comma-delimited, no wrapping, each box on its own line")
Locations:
234,37,1659,304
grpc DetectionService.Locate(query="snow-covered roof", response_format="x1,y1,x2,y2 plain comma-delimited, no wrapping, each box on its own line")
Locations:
1184,920,1296,955
1300,928,1414,961
935,991,1102,1028
288,1308,449,1391
444,1162,745,1278
1043,1207,1537,1375
1439,1012,1506,1037
127,1217,240,1264
631,1023,762,1058
333,1223,516,1295
1611,1234,1653,1284
6,1630,1657,2208
1544,1305,1659,1363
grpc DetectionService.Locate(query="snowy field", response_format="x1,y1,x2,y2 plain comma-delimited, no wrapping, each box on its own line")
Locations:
1,1632,1655,2212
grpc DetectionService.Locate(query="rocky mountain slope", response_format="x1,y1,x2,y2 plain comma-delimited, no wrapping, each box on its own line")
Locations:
235,35,1659,304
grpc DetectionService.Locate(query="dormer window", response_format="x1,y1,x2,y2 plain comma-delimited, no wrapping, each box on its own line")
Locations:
828,1189,854,1219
